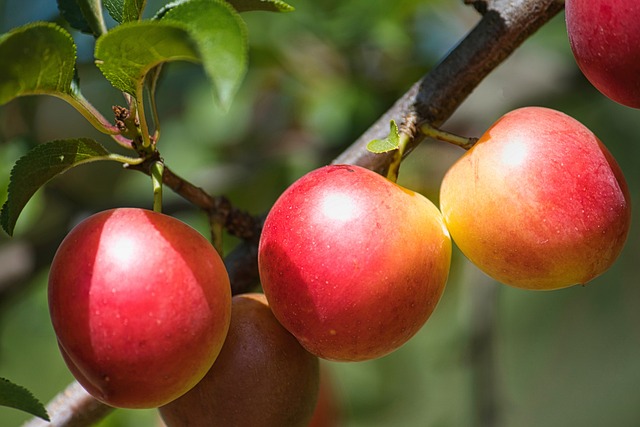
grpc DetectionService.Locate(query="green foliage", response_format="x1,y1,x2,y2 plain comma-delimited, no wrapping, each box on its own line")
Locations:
105,0,147,23
227,0,294,13
158,0,294,17
95,1,248,109
367,120,401,153
0,378,49,421
0,0,260,235
160,0,248,109
57,0,93,34
0,139,114,236
0,23,76,105
94,21,200,97
57,0,107,35
0,22,119,135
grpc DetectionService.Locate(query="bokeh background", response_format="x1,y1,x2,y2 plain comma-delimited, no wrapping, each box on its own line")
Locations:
1,0,639,426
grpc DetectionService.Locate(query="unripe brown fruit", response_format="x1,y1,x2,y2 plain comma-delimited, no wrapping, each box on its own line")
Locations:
159,293,320,427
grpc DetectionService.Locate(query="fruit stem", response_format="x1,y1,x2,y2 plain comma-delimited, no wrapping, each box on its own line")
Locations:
151,161,164,213
209,214,225,257
135,82,153,149
147,67,163,144
60,92,122,136
385,132,411,183
420,122,478,150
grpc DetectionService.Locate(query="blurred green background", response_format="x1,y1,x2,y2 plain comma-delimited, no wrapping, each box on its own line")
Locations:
1,0,639,426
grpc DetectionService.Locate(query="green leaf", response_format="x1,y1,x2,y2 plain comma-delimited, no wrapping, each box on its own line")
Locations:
0,23,121,135
161,0,248,109
0,23,77,105
226,0,294,12
104,0,124,22
57,0,93,33
1,139,114,236
94,21,200,97
367,120,401,153
0,378,49,421
105,0,147,23
156,0,293,19
57,0,108,36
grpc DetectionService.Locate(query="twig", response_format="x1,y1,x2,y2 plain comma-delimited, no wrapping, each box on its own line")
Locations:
126,159,261,241
21,382,113,427
334,0,565,174
160,166,260,241
24,1,565,425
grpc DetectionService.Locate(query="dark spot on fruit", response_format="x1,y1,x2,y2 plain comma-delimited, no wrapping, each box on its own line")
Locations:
330,164,355,173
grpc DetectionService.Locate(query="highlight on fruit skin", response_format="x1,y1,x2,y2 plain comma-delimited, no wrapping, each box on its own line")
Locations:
258,164,451,362
565,0,640,108
439,106,631,290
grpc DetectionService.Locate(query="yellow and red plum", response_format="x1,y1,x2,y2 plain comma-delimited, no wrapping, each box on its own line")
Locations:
440,107,631,290
258,165,451,362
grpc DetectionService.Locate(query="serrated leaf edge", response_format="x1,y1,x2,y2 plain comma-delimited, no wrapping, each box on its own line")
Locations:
0,377,50,421
94,20,200,96
1,139,115,236
161,0,249,109
0,22,77,104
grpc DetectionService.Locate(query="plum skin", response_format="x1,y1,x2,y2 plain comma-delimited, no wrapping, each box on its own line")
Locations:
159,293,320,427
440,107,631,290
566,0,640,108
48,208,232,408
258,164,451,362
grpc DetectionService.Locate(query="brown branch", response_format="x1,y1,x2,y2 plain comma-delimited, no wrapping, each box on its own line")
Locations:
126,159,261,241
128,160,264,295
334,0,565,174
25,1,565,425
21,382,113,427
160,166,260,241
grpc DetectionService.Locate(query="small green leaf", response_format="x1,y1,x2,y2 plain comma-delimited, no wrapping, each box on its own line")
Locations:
0,23,77,105
367,120,401,153
1,139,114,236
105,0,124,22
57,0,108,36
161,0,248,109
156,0,293,19
0,378,49,421
94,21,200,96
226,0,294,12
105,0,147,23
57,0,93,33
0,23,120,135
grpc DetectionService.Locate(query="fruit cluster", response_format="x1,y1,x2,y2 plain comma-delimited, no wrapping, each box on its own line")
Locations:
257,106,630,363
47,208,326,426
47,104,630,425
45,4,635,423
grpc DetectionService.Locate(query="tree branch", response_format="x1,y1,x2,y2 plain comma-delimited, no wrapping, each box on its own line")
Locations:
24,1,564,425
21,382,113,427
334,0,565,174
126,159,261,242
127,159,264,295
